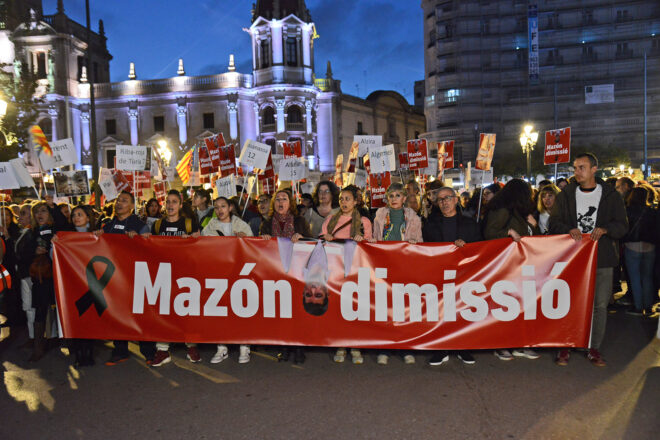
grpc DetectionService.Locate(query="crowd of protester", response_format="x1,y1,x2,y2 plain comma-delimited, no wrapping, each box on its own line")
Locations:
0,152,658,369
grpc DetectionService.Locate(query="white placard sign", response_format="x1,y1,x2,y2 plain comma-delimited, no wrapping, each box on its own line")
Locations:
116,145,148,171
39,138,78,170
368,144,396,174
469,168,494,189
99,168,119,201
0,162,20,189
215,174,237,199
353,168,368,188
301,182,315,194
422,157,438,177
271,154,284,174
239,140,270,170
9,158,35,187
278,157,307,181
354,135,382,157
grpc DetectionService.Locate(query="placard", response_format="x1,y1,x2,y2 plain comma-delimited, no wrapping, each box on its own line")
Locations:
368,172,391,208
544,127,571,165
422,157,438,177
475,134,496,171
53,171,90,197
407,139,429,170
198,145,214,175
110,169,131,193
368,144,396,174
215,174,237,199
345,169,368,189
438,140,454,169
9,158,35,188
345,141,359,173
398,152,409,170
154,182,167,205
334,154,344,187
279,157,307,181
219,145,237,177
116,145,148,171
99,168,119,201
0,162,20,189
239,140,270,170
354,135,381,157
39,138,78,170
283,141,302,158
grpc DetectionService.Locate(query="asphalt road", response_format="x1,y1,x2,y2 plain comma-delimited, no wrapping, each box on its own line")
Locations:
1,311,658,440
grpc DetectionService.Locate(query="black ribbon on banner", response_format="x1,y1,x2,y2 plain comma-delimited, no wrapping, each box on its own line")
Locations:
75,256,115,317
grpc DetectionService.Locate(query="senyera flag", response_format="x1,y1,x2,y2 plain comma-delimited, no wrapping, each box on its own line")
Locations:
30,125,53,157
53,233,597,350
544,127,571,165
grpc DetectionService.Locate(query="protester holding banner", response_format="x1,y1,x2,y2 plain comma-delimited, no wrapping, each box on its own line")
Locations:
371,182,423,365
54,205,98,367
260,189,311,364
535,184,560,234
260,189,311,243
307,181,340,238
549,153,628,367
422,186,481,366
27,202,56,362
202,196,253,364
96,191,155,366
483,179,541,362
321,185,372,243
143,190,201,367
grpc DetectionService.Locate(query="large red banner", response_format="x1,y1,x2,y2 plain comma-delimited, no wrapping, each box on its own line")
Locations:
53,233,597,349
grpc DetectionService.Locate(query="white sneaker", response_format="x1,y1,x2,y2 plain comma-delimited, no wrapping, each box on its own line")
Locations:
334,348,346,363
512,348,540,359
211,345,229,364
238,345,250,364
494,349,514,361
350,349,363,365
377,354,389,365
403,354,415,365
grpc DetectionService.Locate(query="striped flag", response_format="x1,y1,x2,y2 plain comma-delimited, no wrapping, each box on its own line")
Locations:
30,125,53,157
176,147,194,184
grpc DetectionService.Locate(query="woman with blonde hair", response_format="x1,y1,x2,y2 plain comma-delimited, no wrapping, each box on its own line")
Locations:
535,184,560,234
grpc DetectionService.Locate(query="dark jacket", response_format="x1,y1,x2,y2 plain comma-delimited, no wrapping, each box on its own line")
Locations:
484,207,541,240
259,215,311,238
549,178,628,268
422,209,482,244
623,205,657,244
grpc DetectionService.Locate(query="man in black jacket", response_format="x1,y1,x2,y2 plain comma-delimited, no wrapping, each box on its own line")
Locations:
422,187,482,366
549,153,628,367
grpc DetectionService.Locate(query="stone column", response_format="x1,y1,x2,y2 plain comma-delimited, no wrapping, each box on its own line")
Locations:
128,108,139,146
48,105,58,141
177,104,187,145
305,100,313,134
275,99,285,134
228,101,238,141
80,110,91,162
253,103,260,138
271,22,283,65
302,24,311,67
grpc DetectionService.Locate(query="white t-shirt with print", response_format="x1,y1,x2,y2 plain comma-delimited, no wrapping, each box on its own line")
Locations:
575,184,602,233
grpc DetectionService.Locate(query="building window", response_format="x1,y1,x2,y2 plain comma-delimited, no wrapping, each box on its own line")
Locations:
425,95,435,107
388,120,396,137
616,9,630,22
445,89,460,103
153,116,165,132
262,107,275,127
77,56,86,80
105,119,116,135
357,121,364,135
260,39,270,68
286,37,297,66
287,106,302,124
582,9,594,25
36,52,46,79
203,112,214,130
582,45,596,61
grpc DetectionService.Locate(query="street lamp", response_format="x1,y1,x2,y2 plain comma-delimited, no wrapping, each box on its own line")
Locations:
0,99,7,118
156,139,172,166
519,124,538,180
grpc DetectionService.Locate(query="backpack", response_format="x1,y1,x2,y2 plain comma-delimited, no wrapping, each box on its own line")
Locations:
154,217,192,235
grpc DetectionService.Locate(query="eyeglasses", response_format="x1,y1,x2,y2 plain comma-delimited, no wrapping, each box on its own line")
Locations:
438,196,456,203
318,189,331,194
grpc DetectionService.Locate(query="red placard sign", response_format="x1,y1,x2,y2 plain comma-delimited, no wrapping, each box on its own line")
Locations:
219,145,237,177
368,172,391,208
438,140,454,169
407,139,429,170
544,127,571,165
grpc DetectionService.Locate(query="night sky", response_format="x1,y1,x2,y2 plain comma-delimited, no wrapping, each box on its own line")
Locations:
42,0,424,103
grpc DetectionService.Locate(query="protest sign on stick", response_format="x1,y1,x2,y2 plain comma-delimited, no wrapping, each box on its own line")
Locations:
354,135,381,157
368,144,395,174
116,145,148,171
368,172,391,208
407,139,429,170
475,134,496,171
239,140,270,170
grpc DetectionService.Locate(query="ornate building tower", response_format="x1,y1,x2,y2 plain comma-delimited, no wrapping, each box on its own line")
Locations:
247,0,329,169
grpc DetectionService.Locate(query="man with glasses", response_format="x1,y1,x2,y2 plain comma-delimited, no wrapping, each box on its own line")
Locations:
422,186,482,366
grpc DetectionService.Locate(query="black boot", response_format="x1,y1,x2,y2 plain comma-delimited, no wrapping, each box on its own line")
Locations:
293,347,306,365
277,347,290,362
84,341,95,366
28,322,46,362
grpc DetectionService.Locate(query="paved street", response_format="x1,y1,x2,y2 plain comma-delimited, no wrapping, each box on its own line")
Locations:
1,311,658,440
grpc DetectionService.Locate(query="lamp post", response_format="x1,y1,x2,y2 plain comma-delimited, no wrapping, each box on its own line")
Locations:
519,124,538,180
156,139,172,166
